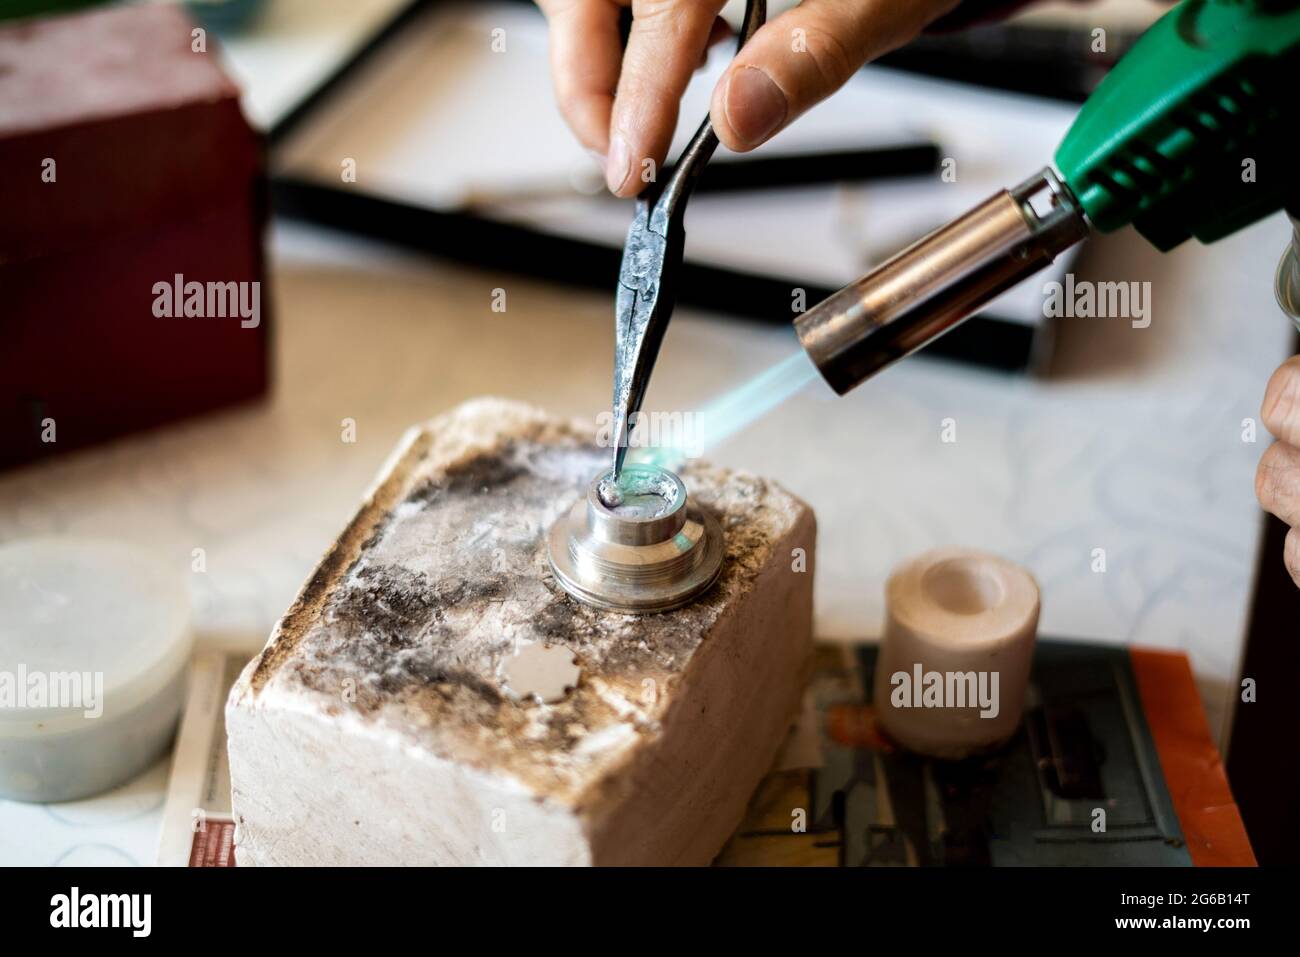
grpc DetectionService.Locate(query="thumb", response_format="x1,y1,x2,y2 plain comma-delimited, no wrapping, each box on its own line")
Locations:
710,0,959,152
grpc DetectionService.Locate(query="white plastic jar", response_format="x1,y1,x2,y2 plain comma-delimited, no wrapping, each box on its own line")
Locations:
0,538,192,803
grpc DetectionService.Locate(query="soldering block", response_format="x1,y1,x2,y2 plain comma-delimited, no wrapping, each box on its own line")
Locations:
226,398,816,866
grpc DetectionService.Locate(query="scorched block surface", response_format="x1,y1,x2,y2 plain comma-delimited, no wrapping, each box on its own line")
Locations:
226,398,815,865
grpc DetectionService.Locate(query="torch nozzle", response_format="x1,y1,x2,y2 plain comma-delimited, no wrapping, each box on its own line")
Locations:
795,167,1089,395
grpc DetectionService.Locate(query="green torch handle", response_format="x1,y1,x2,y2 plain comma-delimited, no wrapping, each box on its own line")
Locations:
1056,0,1300,251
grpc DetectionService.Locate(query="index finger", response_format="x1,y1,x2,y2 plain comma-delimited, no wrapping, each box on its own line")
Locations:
539,0,625,155
606,0,727,196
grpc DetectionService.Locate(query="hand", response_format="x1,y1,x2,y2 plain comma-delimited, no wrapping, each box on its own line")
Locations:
1256,356,1300,586
537,0,965,197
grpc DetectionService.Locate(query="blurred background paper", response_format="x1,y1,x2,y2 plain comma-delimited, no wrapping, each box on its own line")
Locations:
212,0,1172,132
206,0,417,132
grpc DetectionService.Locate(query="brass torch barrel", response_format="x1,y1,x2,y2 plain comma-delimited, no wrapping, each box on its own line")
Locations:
795,168,1089,395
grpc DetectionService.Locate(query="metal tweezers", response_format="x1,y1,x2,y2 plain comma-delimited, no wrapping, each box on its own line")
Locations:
609,0,767,483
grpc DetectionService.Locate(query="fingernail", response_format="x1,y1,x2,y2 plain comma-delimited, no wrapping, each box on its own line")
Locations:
724,67,787,148
606,133,631,194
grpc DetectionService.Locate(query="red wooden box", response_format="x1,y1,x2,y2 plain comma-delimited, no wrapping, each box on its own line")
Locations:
0,3,269,470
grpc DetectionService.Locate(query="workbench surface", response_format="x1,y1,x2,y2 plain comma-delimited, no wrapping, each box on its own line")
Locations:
0,211,1292,865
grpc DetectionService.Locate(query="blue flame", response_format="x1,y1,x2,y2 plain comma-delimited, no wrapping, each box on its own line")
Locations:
632,348,820,471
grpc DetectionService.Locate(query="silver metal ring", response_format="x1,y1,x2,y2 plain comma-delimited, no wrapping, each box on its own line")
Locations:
547,465,724,613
